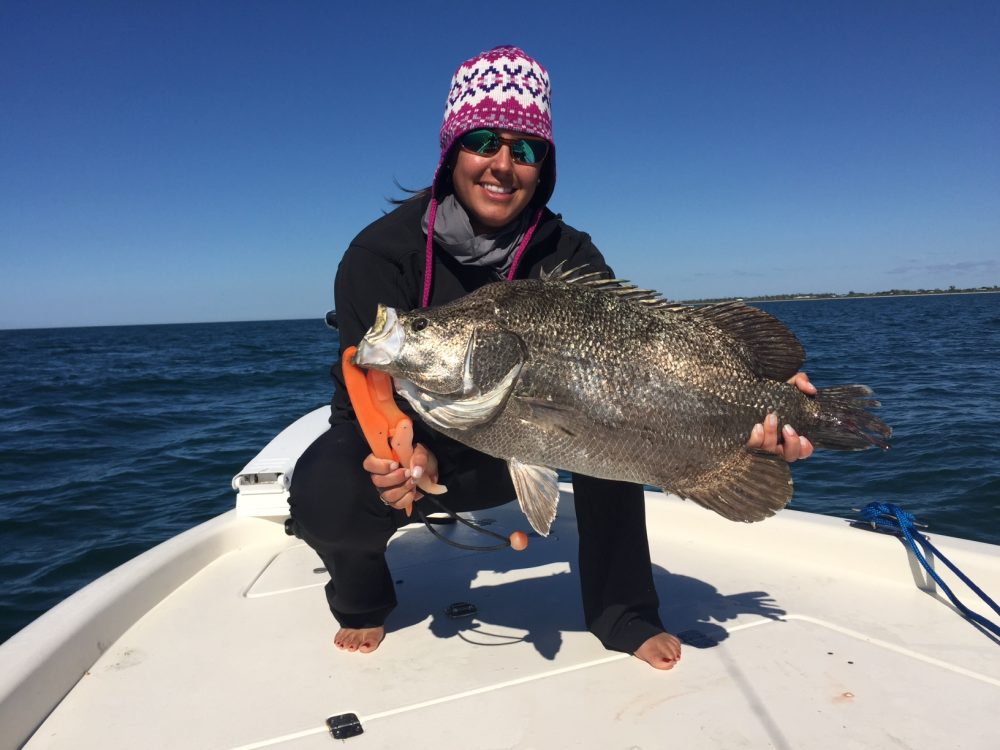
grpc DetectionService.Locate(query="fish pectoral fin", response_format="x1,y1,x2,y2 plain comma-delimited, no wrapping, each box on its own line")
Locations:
660,449,793,523
518,396,579,437
507,459,560,536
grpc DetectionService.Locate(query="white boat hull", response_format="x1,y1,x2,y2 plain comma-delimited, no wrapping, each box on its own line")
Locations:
2,408,998,749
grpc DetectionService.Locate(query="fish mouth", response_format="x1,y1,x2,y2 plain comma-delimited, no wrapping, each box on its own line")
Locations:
355,305,404,368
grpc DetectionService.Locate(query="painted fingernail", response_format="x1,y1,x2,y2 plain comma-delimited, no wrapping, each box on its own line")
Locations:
783,424,795,436
767,413,778,427
403,469,411,478
411,466,424,480
752,423,763,436
389,462,399,470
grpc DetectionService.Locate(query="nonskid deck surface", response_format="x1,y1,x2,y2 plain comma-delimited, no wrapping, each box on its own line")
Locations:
21,492,1000,749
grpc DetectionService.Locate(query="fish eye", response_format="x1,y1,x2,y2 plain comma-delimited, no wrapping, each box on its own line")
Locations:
410,317,429,332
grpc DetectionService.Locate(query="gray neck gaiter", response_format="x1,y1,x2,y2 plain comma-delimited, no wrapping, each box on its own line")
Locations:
422,194,531,278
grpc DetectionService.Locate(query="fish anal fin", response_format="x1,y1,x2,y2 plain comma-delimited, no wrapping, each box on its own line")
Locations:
660,449,793,523
690,302,805,382
507,459,560,536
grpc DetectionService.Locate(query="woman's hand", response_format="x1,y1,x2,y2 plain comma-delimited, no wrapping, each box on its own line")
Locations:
363,443,440,511
746,372,816,463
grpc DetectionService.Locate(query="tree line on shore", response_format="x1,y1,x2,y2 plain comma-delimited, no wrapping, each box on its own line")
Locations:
684,285,999,304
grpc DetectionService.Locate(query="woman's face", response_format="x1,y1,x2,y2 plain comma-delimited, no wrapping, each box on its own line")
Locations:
450,130,542,234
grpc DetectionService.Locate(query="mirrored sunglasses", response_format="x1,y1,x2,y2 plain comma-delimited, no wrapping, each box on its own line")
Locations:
458,129,550,166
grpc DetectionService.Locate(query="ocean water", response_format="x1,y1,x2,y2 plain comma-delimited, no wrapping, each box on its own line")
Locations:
1,293,998,644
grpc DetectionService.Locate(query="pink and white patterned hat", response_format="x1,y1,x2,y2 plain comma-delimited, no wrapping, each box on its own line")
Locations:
433,45,556,207
421,46,556,307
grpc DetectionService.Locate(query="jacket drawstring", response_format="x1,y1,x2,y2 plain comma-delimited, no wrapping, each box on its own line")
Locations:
421,203,544,308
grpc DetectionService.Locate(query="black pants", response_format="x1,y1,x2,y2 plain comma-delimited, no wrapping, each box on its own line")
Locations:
288,421,664,654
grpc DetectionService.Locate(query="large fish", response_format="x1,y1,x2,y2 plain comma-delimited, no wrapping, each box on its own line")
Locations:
354,266,890,535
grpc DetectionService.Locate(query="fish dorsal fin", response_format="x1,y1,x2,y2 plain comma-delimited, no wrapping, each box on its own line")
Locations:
540,263,676,311
541,264,803,381
688,301,804,381
540,264,802,379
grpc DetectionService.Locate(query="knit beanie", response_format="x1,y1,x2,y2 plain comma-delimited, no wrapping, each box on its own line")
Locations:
421,46,556,307
433,45,556,207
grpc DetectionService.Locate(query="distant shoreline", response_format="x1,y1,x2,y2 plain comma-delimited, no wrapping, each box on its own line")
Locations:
683,289,1000,305
5,289,998,332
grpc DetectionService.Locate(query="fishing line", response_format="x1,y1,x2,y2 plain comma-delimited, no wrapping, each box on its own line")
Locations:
413,495,528,552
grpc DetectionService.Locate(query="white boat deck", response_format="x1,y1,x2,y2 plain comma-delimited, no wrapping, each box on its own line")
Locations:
2,406,998,749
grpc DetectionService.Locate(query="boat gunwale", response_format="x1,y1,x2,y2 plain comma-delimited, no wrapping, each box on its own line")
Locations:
0,511,278,748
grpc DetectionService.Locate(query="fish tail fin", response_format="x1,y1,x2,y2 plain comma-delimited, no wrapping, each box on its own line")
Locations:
663,450,793,523
810,385,892,451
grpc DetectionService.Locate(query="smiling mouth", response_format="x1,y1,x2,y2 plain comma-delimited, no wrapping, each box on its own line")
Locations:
480,183,514,195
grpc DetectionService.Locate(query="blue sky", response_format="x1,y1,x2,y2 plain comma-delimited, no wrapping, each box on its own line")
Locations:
2,1,997,328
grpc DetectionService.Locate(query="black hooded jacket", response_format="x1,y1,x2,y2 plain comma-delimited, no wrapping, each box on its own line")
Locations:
323,195,665,653
329,195,610,425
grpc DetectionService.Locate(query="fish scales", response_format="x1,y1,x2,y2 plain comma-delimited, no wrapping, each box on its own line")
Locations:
494,284,792,473
354,267,890,535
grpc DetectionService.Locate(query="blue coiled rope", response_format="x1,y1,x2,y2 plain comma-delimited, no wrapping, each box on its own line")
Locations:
858,502,1000,638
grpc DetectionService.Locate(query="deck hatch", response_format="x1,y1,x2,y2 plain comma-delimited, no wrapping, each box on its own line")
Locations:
327,712,364,740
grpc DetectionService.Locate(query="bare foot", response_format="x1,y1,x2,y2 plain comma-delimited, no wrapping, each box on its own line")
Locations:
334,626,385,653
634,632,682,670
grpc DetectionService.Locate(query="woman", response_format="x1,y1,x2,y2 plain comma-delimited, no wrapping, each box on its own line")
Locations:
289,46,813,670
